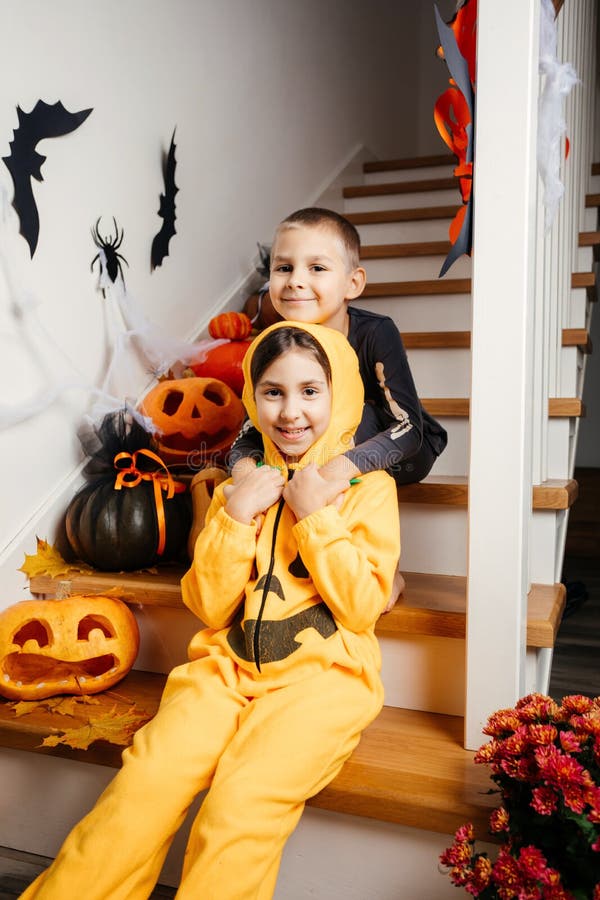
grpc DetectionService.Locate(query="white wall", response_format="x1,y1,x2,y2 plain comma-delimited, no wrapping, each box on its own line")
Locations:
0,0,449,596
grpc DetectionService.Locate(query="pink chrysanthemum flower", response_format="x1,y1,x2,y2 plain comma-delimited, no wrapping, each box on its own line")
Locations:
517,845,547,881
528,724,558,746
455,823,475,843
559,730,582,753
560,695,595,716
530,785,558,815
490,805,510,832
484,709,523,737
515,694,559,723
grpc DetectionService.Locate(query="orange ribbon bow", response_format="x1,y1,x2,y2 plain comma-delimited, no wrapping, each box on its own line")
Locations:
113,449,186,556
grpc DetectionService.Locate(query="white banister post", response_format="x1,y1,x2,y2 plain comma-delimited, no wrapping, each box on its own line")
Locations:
465,0,540,749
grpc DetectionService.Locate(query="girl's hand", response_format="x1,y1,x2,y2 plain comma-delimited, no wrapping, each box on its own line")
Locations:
283,463,350,521
225,465,285,526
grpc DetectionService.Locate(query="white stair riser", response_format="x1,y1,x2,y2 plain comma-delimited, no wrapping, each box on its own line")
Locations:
399,506,467,576
576,246,594,274
362,253,472,281
429,420,469,476
355,219,453,244
380,634,465,715
560,347,583,396
363,164,456,185
570,286,591,329
405,348,471,397
530,509,564,584
400,506,564,582
583,207,598,230
547,418,575,479
344,189,461,213
354,293,472,332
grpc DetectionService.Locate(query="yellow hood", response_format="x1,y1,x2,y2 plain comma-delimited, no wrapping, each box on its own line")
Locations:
241,321,364,473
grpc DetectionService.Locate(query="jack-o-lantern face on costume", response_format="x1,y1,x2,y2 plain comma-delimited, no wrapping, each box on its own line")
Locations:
0,595,140,700
141,376,244,465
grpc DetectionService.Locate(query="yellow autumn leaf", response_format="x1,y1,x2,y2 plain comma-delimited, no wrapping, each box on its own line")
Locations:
39,705,151,751
9,695,101,718
19,537,93,580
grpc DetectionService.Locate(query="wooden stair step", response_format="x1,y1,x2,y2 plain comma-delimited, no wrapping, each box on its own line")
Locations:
378,574,565,647
585,193,600,208
571,270,597,301
343,177,458,199
394,475,577,509
579,231,600,261
398,329,589,352
421,397,584,418
27,571,565,649
362,278,471,297
0,672,496,835
363,154,456,173
592,162,600,176
345,206,460,226
361,273,592,299
361,241,452,259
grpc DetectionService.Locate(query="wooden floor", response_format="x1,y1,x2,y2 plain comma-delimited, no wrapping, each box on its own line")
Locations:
548,553,600,701
2,556,597,896
0,845,176,898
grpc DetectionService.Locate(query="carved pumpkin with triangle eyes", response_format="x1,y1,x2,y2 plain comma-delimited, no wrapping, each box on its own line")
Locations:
141,376,244,465
0,595,139,700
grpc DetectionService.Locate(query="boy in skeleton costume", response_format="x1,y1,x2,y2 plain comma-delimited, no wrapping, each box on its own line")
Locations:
21,322,399,900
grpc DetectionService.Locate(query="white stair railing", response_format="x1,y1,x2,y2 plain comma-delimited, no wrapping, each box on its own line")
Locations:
465,0,597,749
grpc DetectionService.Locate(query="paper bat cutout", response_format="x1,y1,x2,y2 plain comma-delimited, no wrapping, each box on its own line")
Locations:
2,100,93,257
151,128,178,270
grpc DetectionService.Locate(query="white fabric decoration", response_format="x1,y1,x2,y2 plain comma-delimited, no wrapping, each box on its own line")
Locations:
0,194,227,431
537,0,579,230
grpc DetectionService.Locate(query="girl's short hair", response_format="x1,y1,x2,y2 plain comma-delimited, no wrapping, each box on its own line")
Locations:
275,207,361,271
250,326,331,389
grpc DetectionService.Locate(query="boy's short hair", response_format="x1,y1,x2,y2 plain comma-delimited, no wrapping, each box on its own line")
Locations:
275,207,361,271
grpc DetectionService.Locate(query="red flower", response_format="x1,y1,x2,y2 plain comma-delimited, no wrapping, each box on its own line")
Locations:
530,786,558,816
490,806,510,832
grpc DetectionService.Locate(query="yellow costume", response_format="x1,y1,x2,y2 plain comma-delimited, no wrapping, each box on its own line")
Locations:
22,322,400,900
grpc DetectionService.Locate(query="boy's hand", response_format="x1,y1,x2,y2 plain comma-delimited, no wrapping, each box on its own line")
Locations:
225,465,285,526
284,463,350,521
230,457,259,484
318,454,361,483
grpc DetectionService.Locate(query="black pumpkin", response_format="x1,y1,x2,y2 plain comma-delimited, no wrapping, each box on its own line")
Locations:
65,410,191,571
65,478,191,571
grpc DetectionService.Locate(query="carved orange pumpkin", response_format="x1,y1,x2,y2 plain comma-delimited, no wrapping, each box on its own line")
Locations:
189,341,252,397
141,376,244,465
0,595,140,700
208,311,252,341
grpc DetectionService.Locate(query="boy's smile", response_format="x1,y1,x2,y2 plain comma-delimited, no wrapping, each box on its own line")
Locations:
254,349,331,461
269,225,366,334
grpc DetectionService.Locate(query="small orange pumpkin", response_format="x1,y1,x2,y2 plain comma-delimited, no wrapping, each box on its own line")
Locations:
141,376,244,465
0,595,140,700
208,311,252,341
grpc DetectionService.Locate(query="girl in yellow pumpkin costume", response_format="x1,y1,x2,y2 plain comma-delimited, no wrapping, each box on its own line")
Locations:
22,322,399,900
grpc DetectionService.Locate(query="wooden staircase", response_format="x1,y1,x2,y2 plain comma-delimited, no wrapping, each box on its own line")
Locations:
3,150,596,894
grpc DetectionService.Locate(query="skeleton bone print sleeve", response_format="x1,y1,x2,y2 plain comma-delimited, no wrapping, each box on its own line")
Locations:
344,306,446,480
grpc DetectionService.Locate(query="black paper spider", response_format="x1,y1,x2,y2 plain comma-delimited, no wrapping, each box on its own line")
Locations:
90,216,129,295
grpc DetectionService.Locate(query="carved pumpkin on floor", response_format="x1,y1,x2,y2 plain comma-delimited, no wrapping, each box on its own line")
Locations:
141,376,244,466
0,595,139,700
